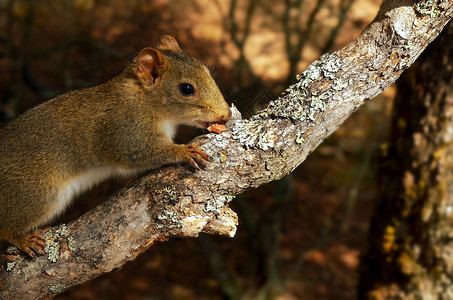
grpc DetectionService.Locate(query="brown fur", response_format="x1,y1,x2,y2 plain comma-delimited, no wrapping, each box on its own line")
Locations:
0,35,231,256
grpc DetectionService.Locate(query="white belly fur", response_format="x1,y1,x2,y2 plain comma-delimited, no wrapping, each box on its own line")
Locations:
50,166,140,222
161,120,177,140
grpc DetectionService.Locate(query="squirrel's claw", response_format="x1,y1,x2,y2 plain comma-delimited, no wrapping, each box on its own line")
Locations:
184,145,209,170
12,229,47,257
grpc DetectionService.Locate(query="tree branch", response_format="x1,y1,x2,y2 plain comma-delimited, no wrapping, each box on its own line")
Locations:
1,0,452,298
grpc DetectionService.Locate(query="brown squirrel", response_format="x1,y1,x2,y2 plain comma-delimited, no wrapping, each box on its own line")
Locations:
0,35,231,257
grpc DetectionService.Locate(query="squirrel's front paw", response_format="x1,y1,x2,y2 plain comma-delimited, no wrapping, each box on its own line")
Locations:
12,228,48,257
182,145,210,170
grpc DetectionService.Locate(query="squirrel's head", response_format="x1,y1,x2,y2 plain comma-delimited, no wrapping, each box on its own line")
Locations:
134,35,231,129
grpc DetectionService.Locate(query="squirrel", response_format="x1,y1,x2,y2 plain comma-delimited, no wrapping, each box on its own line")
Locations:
0,35,231,257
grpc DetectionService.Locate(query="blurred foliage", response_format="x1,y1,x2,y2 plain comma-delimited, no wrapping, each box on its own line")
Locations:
0,0,396,299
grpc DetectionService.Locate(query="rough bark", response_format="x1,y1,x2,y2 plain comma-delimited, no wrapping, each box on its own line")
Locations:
1,0,452,298
359,20,453,299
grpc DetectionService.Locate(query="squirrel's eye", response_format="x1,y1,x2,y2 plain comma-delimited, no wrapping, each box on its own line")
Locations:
179,83,195,96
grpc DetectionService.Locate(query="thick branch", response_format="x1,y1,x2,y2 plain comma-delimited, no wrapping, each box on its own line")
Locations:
1,0,452,298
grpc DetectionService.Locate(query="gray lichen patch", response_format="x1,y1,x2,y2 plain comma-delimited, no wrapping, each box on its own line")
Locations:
218,150,228,163
6,261,17,272
50,224,68,236
49,283,66,294
320,53,341,79
154,223,165,229
204,195,235,214
155,210,182,229
332,79,348,91
43,224,69,263
255,53,341,124
231,116,306,150
202,131,232,155
415,1,441,18
4,246,19,271
296,131,305,144
67,237,76,252
231,119,280,150
403,41,415,50
5,246,19,254
155,186,179,205
45,242,60,263
204,200,222,214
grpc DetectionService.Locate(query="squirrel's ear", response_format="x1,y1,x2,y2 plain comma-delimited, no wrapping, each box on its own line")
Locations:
157,35,181,51
136,48,166,83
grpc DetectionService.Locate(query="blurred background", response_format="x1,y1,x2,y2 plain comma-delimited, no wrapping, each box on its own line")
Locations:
0,0,395,299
